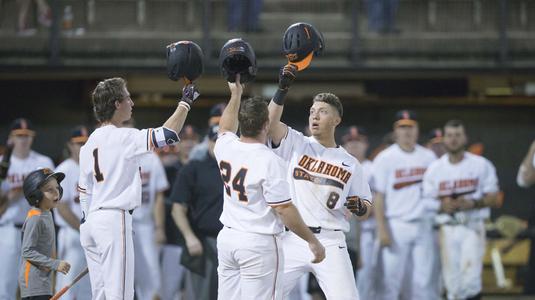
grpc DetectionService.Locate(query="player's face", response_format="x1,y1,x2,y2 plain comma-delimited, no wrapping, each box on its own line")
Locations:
68,141,84,160
308,102,340,136
39,179,61,210
444,126,467,154
343,140,369,160
10,134,33,152
395,125,418,146
115,88,134,122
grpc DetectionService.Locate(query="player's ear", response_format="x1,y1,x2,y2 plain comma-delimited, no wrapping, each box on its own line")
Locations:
114,100,121,109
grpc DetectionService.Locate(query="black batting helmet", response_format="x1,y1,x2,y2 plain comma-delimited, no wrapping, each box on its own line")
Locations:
23,168,65,207
219,38,257,84
282,22,324,71
166,41,204,83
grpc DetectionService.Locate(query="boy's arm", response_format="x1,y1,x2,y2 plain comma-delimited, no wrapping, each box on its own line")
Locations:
218,75,243,135
21,217,60,270
268,65,297,145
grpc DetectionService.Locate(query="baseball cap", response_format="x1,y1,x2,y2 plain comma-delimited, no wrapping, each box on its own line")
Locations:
10,118,35,136
342,126,368,143
70,126,90,144
427,128,443,144
394,110,417,127
209,103,226,126
207,124,219,141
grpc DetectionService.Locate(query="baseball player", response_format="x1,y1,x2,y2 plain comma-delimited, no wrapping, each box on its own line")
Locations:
517,140,535,188
78,77,197,299
341,126,377,299
268,66,372,299
0,118,54,300
54,126,92,300
371,110,437,300
215,75,325,300
423,120,500,300
122,118,169,300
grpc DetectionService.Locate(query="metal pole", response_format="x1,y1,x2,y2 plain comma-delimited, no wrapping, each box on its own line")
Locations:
350,0,361,66
498,0,509,66
48,0,61,66
202,0,213,66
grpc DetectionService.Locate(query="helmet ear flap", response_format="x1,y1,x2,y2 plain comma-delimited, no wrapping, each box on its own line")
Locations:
28,190,43,207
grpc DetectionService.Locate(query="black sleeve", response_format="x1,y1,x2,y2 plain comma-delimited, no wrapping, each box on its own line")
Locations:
169,162,195,206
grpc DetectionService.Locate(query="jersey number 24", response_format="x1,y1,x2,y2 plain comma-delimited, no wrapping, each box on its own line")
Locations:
219,161,248,202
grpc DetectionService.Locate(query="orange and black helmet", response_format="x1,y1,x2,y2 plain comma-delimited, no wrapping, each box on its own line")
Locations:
282,22,324,71
219,38,257,84
166,41,204,83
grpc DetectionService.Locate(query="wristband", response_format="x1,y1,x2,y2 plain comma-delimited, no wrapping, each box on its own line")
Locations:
272,88,288,106
179,101,191,111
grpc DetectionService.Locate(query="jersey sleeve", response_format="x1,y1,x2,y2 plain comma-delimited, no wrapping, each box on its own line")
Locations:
481,159,499,194
269,127,306,162
422,163,441,213
124,128,154,159
370,153,389,194
169,163,195,206
21,217,60,270
348,163,372,205
262,155,292,206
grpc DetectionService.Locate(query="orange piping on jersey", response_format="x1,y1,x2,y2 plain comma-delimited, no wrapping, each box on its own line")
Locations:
26,208,41,219
24,261,31,288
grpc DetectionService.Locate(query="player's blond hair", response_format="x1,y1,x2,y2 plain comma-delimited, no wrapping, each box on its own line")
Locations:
238,97,269,138
92,77,128,123
313,93,343,118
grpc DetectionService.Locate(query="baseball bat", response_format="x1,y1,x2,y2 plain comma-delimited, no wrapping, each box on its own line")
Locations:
50,267,89,300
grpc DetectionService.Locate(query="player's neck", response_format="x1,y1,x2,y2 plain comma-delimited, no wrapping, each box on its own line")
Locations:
13,148,30,159
397,142,415,152
448,151,465,164
313,134,337,148
239,136,264,144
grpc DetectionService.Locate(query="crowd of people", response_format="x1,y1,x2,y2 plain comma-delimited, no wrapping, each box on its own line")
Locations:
0,79,533,300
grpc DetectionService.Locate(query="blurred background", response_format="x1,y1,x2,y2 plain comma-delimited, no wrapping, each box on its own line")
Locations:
0,0,534,297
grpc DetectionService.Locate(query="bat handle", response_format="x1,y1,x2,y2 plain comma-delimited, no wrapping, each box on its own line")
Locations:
50,287,68,300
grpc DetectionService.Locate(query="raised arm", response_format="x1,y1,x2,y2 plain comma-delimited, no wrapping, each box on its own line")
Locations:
163,84,200,134
268,65,297,145
219,75,243,134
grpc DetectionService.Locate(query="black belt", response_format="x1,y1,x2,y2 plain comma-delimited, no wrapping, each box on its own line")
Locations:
98,207,134,215
285,226,341,234
15,224,23,229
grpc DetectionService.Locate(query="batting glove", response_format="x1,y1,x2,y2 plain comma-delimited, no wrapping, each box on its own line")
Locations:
345,196,368,216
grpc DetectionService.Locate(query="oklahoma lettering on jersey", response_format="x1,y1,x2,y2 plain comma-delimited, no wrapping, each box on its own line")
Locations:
214,132,291,235
0,151,54,225
371,144,436,221
78,125,154,215
270,127,372,232
423,152,499,221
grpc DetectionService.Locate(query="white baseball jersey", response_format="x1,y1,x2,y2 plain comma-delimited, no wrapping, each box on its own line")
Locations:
423,152,499,222
133,152,169,224
54,158,82,227
0,151,54,225
78,125,154,214
370,144,436,221
359,159,375,230
213,132,291,235
270,127,372,232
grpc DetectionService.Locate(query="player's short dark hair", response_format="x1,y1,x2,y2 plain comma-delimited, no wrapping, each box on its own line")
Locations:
238,97,269,138
444,119,465,130
313,93,343,118
92,77,128,123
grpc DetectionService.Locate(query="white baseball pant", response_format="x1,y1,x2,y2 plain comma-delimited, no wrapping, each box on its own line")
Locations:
133,222,161,300
0,224,20,300
217,227,283,300
80,209,135,300
356,227,379,300
281,230,359,300
440,221,485,300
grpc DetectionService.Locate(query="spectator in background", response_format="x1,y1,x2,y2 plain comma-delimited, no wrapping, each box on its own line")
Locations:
189,103,225,161
366,0,400,34
228,0,263,32
171,124,224,300
426,128,447,158
177,125,200,164
517,140,535,295
17,0,52,35
157,143,189,300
